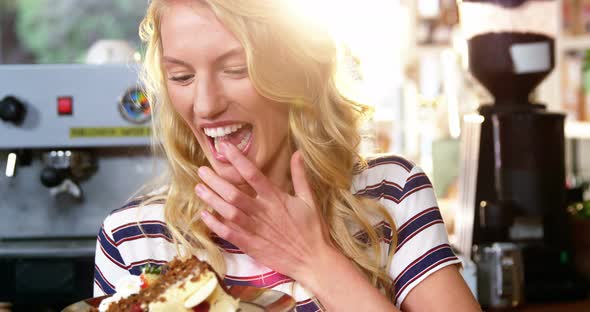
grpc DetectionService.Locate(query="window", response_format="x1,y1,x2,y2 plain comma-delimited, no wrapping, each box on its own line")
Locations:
0,0,147,64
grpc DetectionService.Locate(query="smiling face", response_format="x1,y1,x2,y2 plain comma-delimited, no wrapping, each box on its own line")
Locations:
160,1,292,192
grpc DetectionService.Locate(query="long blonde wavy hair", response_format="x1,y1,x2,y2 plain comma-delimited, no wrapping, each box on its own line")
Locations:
138,0,397,298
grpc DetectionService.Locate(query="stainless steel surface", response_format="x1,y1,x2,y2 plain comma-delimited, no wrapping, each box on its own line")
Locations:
0,148,158,239
0,64,150,149
0,239,96,257
0,63,160,309
0,64,157,239
474,242,525,309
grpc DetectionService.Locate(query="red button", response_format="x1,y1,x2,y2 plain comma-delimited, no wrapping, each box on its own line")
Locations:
57,96,73,115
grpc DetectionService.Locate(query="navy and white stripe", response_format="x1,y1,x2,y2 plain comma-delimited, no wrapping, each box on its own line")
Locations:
211,234,243,254
93,154,459,310
366,154,414,172
401,172,433,202
396,207,444,251
393,244,458,304
353,221,394,245
97,227,126,269
296,298,323,312
94,264,115,294
111,220,172,246
355,180,405,203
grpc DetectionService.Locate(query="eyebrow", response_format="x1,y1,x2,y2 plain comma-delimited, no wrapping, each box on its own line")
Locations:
161,47,245,67
161,56,192,67
216,47,244,63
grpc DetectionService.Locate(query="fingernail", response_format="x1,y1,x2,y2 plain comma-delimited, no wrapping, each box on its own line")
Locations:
200,211,208,220
197,166,206,177
195,184,205,196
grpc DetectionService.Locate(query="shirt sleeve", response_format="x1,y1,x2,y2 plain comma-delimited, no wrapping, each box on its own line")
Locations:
93,217,131,296
387,165,460,308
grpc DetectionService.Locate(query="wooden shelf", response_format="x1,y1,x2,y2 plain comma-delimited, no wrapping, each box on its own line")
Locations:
565,120,590,139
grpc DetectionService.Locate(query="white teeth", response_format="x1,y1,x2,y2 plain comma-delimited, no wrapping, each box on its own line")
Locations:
236,131,251,150
203,123,245,138
213,130,251,153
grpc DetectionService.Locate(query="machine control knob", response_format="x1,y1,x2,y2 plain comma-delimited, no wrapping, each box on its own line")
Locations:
40,167,67,188
0,96,26,125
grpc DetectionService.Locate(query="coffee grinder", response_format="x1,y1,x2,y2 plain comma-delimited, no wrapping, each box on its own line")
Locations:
459,0,588,305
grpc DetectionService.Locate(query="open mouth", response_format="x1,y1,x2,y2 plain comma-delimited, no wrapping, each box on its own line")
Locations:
203,123,253,159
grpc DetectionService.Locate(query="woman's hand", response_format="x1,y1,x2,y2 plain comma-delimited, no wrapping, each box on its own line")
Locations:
197,142,401,311
195,141,332,281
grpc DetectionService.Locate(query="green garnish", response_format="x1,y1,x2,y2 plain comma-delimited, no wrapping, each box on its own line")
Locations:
141,264,163,275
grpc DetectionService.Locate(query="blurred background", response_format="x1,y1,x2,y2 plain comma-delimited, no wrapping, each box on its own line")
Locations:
2,0,590,311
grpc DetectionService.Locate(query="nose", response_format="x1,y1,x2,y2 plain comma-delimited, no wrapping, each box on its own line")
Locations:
193,75,227,118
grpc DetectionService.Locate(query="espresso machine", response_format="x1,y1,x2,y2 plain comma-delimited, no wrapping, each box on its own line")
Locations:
0,64,158,311
457,0,589,308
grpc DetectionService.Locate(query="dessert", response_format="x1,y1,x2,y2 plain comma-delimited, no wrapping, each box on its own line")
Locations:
98,257,239,312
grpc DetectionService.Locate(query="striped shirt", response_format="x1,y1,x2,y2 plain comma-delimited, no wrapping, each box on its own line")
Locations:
93,154,460,310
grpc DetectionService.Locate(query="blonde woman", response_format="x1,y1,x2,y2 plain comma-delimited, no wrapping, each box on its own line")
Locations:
94,0,480,311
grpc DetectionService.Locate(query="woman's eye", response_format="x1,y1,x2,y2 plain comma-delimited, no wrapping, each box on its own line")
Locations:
169,74,194,82
224,66,247,76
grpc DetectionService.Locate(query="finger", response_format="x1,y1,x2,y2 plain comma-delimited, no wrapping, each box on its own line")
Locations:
218,142,275,198
198,166,257,211
290,150,314,207
195,183,253,230
200,210,253,250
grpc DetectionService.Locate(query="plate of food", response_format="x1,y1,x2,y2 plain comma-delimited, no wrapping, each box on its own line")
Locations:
62,257,295,312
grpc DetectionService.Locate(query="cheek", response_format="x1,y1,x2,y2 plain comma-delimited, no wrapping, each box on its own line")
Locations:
167,85,194,121
267,102,290,129
259,102,290,142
